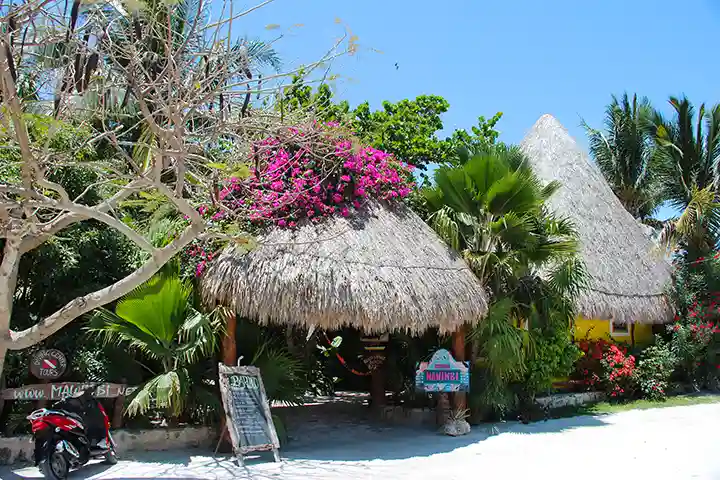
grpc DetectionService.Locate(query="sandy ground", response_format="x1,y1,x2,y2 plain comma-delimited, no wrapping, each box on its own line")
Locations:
3,402,719,480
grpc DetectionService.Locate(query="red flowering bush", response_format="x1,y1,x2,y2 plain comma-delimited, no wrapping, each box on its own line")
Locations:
574,339,636,400
601,344,636,400
181,123,415,277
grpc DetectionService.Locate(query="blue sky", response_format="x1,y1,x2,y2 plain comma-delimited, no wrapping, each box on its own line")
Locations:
239,0,720,220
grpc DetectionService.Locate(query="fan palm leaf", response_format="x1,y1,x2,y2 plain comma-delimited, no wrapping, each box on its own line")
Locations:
87,272,220,417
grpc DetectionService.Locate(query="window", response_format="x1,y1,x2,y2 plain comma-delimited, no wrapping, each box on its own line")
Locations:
610,320,629,336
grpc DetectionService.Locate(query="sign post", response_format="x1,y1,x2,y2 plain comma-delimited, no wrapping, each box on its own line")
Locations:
217,364,280,465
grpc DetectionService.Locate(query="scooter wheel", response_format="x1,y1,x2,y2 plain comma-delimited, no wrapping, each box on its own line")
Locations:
39,448,69,480
104,449,118,465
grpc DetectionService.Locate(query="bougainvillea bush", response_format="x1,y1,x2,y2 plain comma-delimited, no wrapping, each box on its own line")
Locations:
600,343,637,400
574,339,637,400
181,123,416,277
668,293,720,391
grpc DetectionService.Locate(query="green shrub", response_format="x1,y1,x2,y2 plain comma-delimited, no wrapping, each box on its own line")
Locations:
522,328,581,401
636,340,677,401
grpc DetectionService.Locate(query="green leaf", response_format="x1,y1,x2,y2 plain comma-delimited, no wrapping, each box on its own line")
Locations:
206,162,227,170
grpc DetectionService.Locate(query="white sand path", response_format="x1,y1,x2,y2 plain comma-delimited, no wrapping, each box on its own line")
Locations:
4,402,719,480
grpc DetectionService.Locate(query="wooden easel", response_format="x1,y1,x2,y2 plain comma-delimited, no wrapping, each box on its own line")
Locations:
215,360,281,466
213,419,280,466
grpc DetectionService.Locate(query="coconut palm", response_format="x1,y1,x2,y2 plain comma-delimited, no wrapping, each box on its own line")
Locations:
582,93,661,220
653,96,720,208
88,271,221,419
659,187,720,261
652,97,720,259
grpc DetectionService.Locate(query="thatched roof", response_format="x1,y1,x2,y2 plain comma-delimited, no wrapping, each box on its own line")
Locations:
520,114,673,324
201,201,488,334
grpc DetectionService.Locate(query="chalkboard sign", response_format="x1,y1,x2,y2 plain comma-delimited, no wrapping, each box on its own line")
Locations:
217,364,280,464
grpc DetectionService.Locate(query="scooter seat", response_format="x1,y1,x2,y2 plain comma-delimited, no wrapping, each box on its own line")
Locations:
59,410,84,425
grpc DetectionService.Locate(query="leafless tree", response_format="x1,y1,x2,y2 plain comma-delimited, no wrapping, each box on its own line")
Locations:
0,0,347,382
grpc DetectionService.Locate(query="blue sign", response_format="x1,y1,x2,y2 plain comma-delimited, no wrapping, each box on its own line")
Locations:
415,349,470,393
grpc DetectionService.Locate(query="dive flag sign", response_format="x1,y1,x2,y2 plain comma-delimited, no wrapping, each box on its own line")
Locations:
30,349,67,380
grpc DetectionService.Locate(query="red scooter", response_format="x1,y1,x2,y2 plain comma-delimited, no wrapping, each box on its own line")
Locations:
27,386,118,479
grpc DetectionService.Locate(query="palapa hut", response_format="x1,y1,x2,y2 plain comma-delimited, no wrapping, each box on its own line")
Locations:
201,200,488,405
520,114,673,344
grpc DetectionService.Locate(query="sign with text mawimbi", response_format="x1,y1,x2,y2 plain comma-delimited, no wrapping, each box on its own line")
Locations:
415,349,470,393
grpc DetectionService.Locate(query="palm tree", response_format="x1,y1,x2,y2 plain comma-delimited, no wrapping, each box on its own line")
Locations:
424,144,580,294
424,145,587,417
88,271,221,420
582,93,661,220
659,187,720,261
653,96,720,209
653,96,720,259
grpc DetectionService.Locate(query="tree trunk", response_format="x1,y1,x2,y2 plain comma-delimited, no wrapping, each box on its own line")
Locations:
0,240,21,385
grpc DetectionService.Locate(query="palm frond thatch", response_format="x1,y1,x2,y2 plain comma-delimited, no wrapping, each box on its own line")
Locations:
201,201,488,334
520,115,673,324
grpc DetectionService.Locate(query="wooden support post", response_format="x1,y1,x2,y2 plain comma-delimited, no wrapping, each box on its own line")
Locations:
452,325,467,412
218,312,237,452
112,378,126,429
221,313,238,366
370,356,386,409
36,379,49,409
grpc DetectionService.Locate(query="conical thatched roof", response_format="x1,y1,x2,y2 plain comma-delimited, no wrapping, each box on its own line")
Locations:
201,201,488,334
520,114,673,324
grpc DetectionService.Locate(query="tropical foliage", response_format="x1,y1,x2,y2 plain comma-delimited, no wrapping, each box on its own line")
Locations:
424,145,588,417
653,97,720,260
6,0,720,435
424,145,581,293
280,76,502,172
88,272,221,418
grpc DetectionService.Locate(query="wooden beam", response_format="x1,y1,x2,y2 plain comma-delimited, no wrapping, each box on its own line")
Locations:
218,312,237,452
452,325,467,412
370,358,386,409
221,312,237,366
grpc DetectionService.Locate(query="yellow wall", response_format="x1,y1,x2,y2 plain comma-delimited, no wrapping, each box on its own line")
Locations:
574,316,654,346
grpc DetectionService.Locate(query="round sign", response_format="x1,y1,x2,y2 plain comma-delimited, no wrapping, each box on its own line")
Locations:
30,349,67,380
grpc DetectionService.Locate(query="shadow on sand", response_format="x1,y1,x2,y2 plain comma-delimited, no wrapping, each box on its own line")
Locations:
2,412,611,479
281,412,609,462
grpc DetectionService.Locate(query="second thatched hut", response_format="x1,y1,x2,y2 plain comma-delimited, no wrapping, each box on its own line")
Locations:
520,114,673,344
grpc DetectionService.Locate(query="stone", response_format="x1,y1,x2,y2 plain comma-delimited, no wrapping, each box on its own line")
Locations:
441,419,471,436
